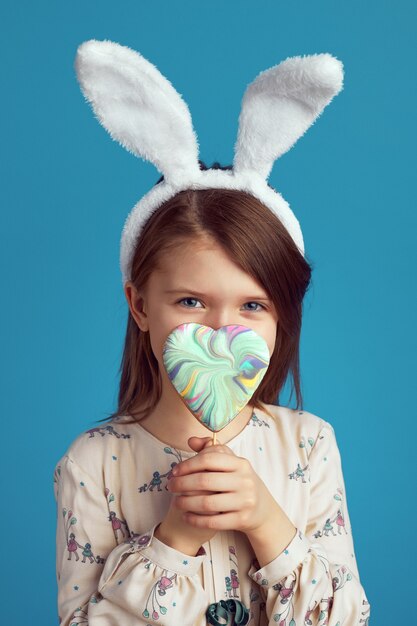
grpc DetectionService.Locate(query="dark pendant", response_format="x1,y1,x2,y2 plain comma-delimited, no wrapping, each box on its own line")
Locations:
206,598,250,625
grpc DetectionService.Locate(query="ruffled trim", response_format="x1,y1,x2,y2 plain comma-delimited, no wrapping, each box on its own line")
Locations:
248,528,312,589
127,524,207,576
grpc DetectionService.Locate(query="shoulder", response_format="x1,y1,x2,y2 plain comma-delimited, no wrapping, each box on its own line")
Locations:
53,418,136,479
256,401,335,443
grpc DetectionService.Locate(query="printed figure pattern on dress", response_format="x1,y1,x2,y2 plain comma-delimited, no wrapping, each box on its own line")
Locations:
225,544,241,599
142,565,178,621
53,406,371,625
249,413,271,428
63,507,106,566
138,446,185,493
104,487,131,540
85,425,131,439
313,487,348,540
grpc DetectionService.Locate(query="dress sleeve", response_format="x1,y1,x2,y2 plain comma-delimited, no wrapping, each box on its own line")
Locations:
247,422,371,625
54,453,209,626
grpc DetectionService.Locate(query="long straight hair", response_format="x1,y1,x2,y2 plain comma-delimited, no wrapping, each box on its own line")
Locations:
98,161,314,424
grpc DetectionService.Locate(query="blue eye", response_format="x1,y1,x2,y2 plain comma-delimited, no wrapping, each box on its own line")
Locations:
243,302,265,312
177,298,202,308
177,298,265,311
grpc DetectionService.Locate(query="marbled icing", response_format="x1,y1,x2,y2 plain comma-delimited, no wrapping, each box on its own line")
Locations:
162,323,270,432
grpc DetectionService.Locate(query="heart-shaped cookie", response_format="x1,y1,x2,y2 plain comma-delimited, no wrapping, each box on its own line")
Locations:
162,322,270,433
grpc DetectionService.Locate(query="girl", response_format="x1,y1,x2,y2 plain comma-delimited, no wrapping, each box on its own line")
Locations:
53,40,371,625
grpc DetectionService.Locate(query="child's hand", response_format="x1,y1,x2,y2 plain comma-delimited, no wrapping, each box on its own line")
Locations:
155,490,218,556
154,437,220,554
167,435,291,537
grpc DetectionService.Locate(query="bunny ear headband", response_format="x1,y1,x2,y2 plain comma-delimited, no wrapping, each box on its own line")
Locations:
74,39,344,286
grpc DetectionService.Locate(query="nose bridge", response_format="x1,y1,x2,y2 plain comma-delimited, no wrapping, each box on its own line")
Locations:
205,304,235,329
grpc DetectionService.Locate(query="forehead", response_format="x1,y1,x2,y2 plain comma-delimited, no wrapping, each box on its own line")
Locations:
151,238,268,295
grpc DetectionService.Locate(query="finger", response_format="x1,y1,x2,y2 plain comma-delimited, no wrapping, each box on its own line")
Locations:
171,451,238,477
188,437,231,454
188,436,213,452
198,443,234,456
182,510,242,532
172,485,214,495
174,492,241,514
168,471,238,494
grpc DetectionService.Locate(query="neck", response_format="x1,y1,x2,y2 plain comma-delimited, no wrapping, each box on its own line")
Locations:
138,369,255,451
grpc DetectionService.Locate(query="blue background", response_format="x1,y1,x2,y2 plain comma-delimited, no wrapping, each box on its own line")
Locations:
2,1,415,624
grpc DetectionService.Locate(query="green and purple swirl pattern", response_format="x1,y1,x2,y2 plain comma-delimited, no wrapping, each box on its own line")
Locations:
162,323,270,432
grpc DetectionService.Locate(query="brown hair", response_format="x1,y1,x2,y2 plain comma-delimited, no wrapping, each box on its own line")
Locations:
97,161,314,424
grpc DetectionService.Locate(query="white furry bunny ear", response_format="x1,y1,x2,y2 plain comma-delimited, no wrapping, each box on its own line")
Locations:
73,39,345,284
74,39,201,184
233,53,344,180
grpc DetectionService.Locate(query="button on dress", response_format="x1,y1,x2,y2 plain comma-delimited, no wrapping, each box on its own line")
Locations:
53,402,371,625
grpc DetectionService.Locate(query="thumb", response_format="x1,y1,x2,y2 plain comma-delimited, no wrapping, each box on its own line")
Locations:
188,436,214,452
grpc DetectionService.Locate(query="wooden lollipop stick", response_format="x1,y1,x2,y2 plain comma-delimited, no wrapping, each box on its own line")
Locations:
212,431,217,445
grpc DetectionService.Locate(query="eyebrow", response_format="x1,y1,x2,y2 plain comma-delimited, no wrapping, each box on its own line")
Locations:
164,289,272,302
